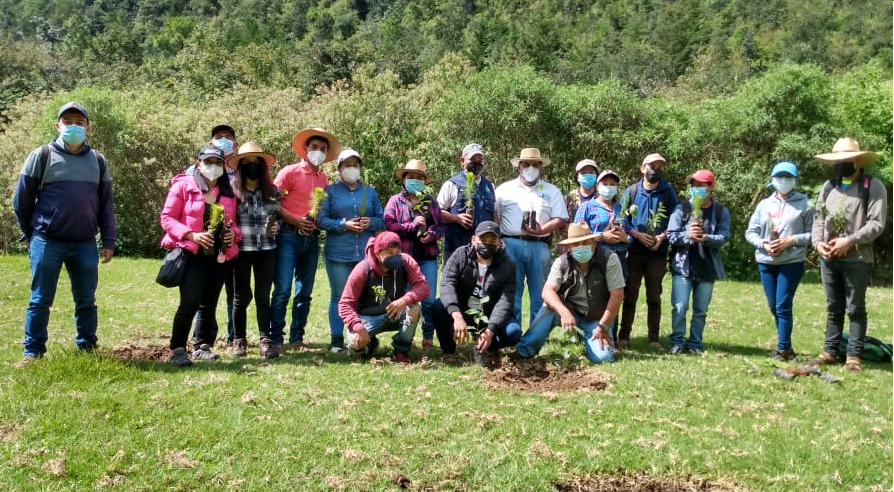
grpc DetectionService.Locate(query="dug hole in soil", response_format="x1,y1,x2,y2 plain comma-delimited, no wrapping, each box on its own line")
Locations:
483,356,614,393
554,469,747,492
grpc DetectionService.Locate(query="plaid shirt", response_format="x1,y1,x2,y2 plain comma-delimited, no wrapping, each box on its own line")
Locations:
236,188,280,252
574,198,630,252
384,191,445,261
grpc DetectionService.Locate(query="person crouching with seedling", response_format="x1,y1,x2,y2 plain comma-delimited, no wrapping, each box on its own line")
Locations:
513,222,623,364
338,232,430,364
665,169,730,356
432,221,520,366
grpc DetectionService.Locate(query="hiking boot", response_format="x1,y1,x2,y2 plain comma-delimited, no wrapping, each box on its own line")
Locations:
329,336,345,353
16,354,41,368
192,344,220,361
668,345,685,355
77,343,97,353
168,347,192,367
844,356,862,373
232,338,247,358
616,339,629,351
649,341,664,350
421,338,435,350
289,341,306,352
259,338,278,359
688,347,703,356
771,348,797,362
806,351,837,367
275,343,285,356
393,351,411,364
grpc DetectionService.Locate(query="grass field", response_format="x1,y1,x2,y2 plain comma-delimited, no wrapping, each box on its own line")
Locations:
0,255,891,491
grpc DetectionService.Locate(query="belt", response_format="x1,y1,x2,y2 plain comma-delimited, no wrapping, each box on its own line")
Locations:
282,223,321,236
503,235,550,244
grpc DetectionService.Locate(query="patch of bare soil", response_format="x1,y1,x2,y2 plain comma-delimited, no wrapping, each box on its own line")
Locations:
483,357,614,393
110,342,170,363
554,470,747,492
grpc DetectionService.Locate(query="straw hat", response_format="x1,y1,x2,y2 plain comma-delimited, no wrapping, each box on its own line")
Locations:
231,141,276,167
394,159,433,184
815,137,877,167
558,222,602,245
510,148,551,166
291,127,341,163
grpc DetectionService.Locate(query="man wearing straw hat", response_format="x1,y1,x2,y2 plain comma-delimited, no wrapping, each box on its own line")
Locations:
495,147,569,325
514,222,623,364
807,138,887,373
270,127,340,354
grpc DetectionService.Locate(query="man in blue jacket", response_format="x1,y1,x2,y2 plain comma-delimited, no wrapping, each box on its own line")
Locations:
13,102,117,366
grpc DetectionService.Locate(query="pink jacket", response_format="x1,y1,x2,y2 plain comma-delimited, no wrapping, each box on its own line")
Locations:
160,174,242,259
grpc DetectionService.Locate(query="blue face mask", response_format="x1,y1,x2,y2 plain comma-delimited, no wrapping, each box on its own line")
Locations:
598,184,618,200
60,124,86,145
689,187,708,201
571,245,594,263
405,179,425,194
212,137,235,156
577,173,597,189
382,254,402,270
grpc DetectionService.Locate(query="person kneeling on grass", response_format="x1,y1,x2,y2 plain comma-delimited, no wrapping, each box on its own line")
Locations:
338,231,430,364
432,221,520,365
514,222,623,364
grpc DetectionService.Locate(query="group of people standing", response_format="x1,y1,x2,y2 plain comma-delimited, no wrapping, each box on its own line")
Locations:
12,102,888,374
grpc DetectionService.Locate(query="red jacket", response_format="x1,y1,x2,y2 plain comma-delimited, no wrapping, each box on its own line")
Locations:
160,173,242,259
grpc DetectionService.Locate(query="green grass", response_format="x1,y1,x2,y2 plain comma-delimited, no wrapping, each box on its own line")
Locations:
0,255,891,491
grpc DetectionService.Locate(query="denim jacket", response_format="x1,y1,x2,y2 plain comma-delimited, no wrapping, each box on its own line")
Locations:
318,181,385,262
667,200,730,280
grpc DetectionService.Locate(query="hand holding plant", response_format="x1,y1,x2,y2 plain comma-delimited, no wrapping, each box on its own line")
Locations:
645,201,667,235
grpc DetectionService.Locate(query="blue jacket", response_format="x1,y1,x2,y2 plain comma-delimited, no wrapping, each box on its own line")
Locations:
667,200,730,280
622,179,678,256
318,181,385,262
13,139,117,249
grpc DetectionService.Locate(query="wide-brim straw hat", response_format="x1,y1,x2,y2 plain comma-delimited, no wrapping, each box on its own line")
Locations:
510,147,551,166
291,127,341,163
230,141,276,167
558,221,602,245
395,159,433,184
815,137,877,167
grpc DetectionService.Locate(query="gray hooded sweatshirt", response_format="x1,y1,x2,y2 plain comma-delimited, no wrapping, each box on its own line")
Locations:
745,190,813,265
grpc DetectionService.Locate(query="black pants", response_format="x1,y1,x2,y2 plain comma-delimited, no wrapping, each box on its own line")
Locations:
170,252,228,349
620,252,667,343
821,260,870,357
431,299,521,354
233,249,277,340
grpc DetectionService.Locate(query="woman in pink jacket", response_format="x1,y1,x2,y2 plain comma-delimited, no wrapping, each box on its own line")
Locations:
160,145,242,367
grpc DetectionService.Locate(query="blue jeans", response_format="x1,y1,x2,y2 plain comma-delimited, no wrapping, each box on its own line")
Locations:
820,260,870,358
503,238,551,325
23,234,99,357
345,307,420,354
325,258,359,338
414,259,438,340
431,299,522,354
669,275,715,350
758,262,805,351
516,305,615,364
270,229,319,344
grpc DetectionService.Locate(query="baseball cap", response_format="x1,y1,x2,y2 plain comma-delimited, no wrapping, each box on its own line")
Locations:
198,144,226,162
338,148,363,166
641,153,667,167
686,169,716,186
770,161,798,178
210,124,236,139
575,159,598,173
462,143,485,161
597,170,620,183
57,102,88,121
474,221,501,238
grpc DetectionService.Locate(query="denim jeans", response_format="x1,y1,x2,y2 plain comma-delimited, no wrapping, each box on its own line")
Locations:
171,252,228,350
431,299,521,354
233,250,277,340
503,238,551,325
669,275,715,350
820,260,870,358
415,259,438,340
325,258,360,338
515,305,615,364
620,252,667,343
345,306,420,354
23,234,99,357
270,229,319,344
757,262,805,351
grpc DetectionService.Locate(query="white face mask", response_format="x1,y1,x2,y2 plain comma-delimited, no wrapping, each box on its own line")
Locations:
341,166,361,184
307,149,326,166
521,166,540,183
200,164,224,182
598,184,618,200
772,177,796,195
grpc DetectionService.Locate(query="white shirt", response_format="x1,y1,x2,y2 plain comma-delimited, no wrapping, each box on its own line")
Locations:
495,178,568,236
437,175,484,210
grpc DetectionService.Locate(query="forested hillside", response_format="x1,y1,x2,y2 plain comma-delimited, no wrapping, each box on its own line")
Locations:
0,0,890,280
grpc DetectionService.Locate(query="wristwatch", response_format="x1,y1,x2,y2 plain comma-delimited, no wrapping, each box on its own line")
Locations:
596,322,608,330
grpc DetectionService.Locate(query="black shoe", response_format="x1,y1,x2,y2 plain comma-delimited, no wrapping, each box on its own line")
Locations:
329,335,345,353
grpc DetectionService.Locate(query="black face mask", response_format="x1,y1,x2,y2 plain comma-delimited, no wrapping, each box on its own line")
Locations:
467,162,483,176
833,162,856,179
475,242,498,259
242,162,262,180
645,168,661,184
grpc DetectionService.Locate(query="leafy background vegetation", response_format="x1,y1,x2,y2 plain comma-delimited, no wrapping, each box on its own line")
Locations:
0,0,890,281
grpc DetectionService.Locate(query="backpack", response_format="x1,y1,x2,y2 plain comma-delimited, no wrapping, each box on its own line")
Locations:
838,334,893,363
627,181,674,218
37,143,108,191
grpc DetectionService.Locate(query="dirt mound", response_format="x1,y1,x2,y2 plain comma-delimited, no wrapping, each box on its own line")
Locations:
110,343,170,363
554,470,747,492
483,357,614,393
